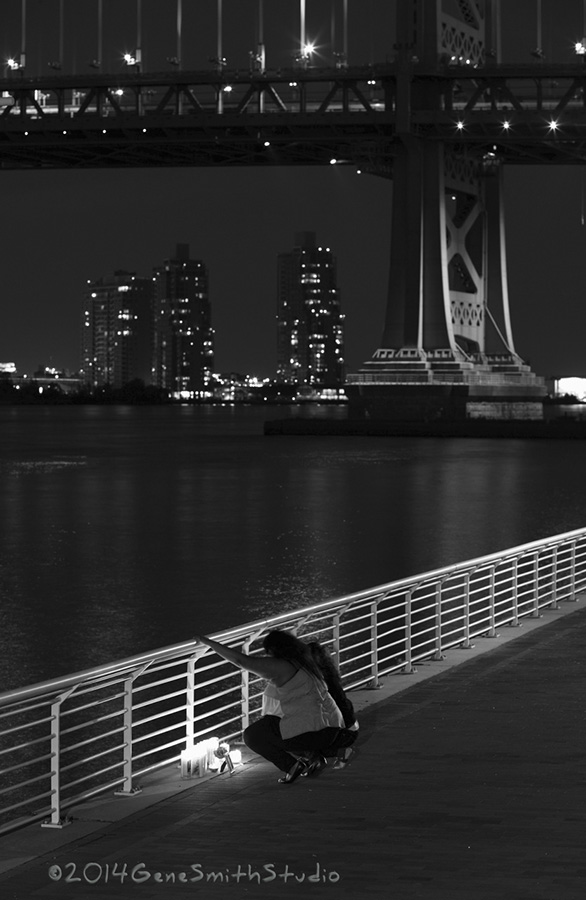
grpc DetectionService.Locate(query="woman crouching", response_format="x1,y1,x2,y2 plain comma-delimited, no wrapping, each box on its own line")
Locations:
194,629,344,783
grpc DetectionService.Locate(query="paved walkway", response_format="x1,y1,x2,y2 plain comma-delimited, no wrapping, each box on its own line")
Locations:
0,601,585,900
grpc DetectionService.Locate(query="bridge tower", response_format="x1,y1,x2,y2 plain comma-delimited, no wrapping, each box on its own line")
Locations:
345,0,546,421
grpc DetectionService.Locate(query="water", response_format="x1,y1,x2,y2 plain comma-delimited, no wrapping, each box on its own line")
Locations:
0,403,584,693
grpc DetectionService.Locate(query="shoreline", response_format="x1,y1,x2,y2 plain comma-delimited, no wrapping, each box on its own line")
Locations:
264,416,586,438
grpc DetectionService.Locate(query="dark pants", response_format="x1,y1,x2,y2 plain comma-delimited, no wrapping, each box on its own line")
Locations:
243,716,344,774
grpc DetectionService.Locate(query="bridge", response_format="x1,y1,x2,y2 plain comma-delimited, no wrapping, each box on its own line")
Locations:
2,0,586,418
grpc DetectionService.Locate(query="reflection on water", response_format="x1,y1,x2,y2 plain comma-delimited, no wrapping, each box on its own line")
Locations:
0,404,584,690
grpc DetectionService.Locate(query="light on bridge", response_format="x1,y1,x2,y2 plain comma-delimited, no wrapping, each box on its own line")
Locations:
575,39,586,55
456,120,465,131
123,51,142,69
548,119,559,132
502,120,511,131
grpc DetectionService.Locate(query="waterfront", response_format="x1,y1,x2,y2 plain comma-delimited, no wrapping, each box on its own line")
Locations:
1,403,585,693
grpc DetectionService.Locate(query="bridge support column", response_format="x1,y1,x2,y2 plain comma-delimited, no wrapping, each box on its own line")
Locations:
345,0,545,422
346,144,546,420
346,146,545,422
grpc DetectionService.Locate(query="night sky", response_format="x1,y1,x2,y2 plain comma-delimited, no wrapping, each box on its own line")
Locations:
2,0,586,380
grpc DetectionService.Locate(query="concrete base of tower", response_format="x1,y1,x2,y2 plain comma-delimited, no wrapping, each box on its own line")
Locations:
344,383,546,422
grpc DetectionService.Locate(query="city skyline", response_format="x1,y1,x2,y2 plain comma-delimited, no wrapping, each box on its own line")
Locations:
79,234,345,393
3,161,586,382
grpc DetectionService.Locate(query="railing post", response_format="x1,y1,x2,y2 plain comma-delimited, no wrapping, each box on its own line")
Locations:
509,557,521,626
550,546,559,609
240,635,257,731
570,540,578,600
531,552,542,618
403,590,416,674
238,630,265,733
486,565,498,637
41,686,76,829
333,612,342,659
460,571,474,648
183,648,213,761
433,582,445,660
114,663,150,797
185,654,197,750
369,600,380,687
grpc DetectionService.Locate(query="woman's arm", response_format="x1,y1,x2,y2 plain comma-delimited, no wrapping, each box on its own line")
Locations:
194,635,294,683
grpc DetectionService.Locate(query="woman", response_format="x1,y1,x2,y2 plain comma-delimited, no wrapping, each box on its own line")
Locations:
194,629,344,783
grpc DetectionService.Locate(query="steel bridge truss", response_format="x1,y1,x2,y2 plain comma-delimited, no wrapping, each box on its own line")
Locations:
3,64,586,170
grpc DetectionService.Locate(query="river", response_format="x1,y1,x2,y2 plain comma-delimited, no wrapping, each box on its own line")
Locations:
0,403,583,691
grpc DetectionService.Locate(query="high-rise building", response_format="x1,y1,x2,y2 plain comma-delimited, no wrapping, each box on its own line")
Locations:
81,271,153,388
277,232,345,387
152,244,214,397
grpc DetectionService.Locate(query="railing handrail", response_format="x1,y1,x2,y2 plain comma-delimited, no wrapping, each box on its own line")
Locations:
2,525,585,708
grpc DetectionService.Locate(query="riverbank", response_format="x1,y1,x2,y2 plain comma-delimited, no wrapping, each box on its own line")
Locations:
264,416,586,438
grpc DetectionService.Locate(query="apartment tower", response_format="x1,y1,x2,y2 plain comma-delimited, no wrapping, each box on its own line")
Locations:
81,270,153,388
277,232,344,388
152,244,214,397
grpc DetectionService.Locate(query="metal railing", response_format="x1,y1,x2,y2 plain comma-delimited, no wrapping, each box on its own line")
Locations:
1,527,584,836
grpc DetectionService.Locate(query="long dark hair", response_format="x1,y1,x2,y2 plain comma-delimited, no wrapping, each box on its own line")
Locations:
306,641,344,692
262,630,324,680
307,640,356,728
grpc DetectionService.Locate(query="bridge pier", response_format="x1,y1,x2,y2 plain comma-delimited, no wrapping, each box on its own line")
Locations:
346,0,546,422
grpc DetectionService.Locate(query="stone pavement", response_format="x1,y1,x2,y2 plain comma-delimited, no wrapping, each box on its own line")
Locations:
0,600,585,900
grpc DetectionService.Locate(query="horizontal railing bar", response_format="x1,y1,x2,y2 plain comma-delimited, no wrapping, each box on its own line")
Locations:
0,768,52,797
0,733,52,758
132,690,190,713
60,709,125,737
0,698,55,720
61,760,125,792
60,726,124,755
0,752,54,780
0,715,54,739
60,745,127,776
132,672,191,696
0,790,53,817
132,721,188,745
132,741,184,764
60,691,126,718
133,704,188,729
58,776,126,809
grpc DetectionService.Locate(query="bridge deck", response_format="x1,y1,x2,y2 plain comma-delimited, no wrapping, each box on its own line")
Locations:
0,601,584,900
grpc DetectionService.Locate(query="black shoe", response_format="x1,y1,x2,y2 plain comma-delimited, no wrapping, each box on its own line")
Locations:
278,757,309,784
302,753,327,777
